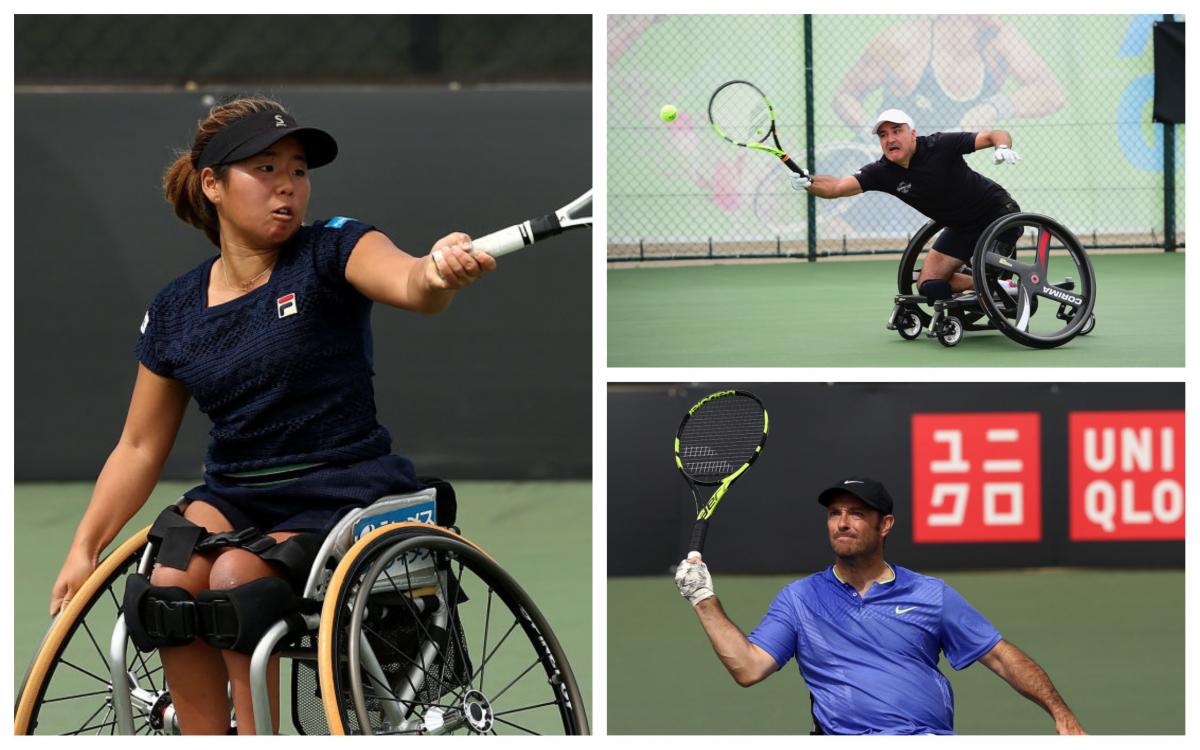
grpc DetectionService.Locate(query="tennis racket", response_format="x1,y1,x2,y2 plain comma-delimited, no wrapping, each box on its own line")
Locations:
675,390,769,558
470,189,592,258
708,80,808,177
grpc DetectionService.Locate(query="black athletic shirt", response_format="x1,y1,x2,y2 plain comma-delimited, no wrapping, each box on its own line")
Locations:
136,217,393,473
853,132,1013,229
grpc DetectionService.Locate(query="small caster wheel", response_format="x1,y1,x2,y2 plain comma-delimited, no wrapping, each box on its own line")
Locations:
937,315,963,347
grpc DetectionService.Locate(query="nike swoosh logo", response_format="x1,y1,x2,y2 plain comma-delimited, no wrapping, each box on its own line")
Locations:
843,480,864,484
895,606,917,614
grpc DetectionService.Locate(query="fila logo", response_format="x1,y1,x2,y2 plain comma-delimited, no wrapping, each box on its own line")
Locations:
277,293,298,318
274,114,287,128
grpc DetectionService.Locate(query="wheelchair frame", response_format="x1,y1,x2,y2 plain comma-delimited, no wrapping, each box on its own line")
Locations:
17,488,589,736
886,212,1097,349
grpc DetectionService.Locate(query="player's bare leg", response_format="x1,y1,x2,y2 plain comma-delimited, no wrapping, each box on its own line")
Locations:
916,248,973,293
209,534,300,735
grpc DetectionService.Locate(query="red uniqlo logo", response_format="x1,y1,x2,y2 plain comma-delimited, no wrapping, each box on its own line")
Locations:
912,413,1041,543
1069,411,1184,541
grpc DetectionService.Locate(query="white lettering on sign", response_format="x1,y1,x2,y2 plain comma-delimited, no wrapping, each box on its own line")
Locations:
983,483,1024,525
932,430,969,473
1084,479,1184,533
1084,427,1175,473
927,483,969,526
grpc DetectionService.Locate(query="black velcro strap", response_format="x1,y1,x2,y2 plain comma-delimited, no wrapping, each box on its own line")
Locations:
147,506,207,571
418,476,457,528
195,527,274,556
259,533,324,591
123,573,198,652
196,577,302,654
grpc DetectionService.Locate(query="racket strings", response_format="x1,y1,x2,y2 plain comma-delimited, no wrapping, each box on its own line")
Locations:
711,85,772,145
678,396,765,482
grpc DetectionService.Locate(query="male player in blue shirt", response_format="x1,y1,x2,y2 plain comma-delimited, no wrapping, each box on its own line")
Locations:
675,477,1086,735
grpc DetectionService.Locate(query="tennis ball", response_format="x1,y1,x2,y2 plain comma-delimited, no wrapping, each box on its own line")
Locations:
660,104,678,123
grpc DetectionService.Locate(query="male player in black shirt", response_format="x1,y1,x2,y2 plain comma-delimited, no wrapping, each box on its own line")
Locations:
794,109,1020,302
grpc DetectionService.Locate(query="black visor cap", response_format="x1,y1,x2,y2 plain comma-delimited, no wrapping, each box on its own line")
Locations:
197,110,338,170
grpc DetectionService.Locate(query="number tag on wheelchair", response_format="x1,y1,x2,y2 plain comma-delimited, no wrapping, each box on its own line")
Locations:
353,499,439,589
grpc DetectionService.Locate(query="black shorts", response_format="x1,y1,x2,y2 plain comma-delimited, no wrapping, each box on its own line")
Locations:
932,200,1022,263
183,453,423,535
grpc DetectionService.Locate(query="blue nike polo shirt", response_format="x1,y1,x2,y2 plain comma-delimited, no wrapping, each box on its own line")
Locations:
747,564,1001,735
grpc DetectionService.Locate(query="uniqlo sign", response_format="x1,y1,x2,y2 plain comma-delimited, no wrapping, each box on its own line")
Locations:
912,413,1041,543
1069,411,1184,541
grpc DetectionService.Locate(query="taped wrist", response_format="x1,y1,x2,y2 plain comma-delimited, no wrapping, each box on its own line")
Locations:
675,561,715,607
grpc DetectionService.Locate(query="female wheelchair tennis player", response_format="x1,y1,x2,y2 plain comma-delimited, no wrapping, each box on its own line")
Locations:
16,97,586,735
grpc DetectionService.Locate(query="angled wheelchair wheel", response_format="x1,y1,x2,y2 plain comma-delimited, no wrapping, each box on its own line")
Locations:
318,524,588,736
15,528,171,736
895,220,991,331
971,213,1097,349
895,220,944,328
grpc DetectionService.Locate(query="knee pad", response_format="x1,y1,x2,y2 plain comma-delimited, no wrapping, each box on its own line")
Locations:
123,573,199,652
195,577,309,655
919,279,952,303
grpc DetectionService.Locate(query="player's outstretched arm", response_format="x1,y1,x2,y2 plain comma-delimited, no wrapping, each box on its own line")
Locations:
973,130,1013,149
345,230,495,314
794,174,863,199
977,639,1086,735
675,556,778,687
974,130,1021,165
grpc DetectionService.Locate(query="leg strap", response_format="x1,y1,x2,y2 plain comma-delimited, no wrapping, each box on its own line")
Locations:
123,573,319,654
196,577,318,654
147,505,323,590
123,573,199,652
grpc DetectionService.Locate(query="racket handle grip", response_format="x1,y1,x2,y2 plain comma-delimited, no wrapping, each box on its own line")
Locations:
471,214,564,258
687,519,709,559
471,224,530,258
780,155,809,177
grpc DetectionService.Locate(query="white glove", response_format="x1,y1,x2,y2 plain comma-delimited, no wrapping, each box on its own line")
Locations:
675,556,715,607
994,145,1021,165
790,172,813,191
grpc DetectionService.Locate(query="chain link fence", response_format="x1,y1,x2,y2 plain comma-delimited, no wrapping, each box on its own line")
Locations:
16,15,590,86
608,14,1185,260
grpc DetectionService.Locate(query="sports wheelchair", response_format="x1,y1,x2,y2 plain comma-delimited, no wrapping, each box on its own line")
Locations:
15,483,589,736
886,212,1097,348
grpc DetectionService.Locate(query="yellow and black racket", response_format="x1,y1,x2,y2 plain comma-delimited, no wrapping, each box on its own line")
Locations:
675,390,769,557
708,80,808,178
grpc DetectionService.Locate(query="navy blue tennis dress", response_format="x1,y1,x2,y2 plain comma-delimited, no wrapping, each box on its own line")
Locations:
136,217,422,534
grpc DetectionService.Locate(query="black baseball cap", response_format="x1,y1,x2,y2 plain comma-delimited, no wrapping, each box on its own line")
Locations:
818,477,895,515
197,109,338,170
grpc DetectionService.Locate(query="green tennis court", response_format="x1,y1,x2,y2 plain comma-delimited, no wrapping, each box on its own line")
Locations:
608,568,1182,734
14,480,591,734
608,252,1183,366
